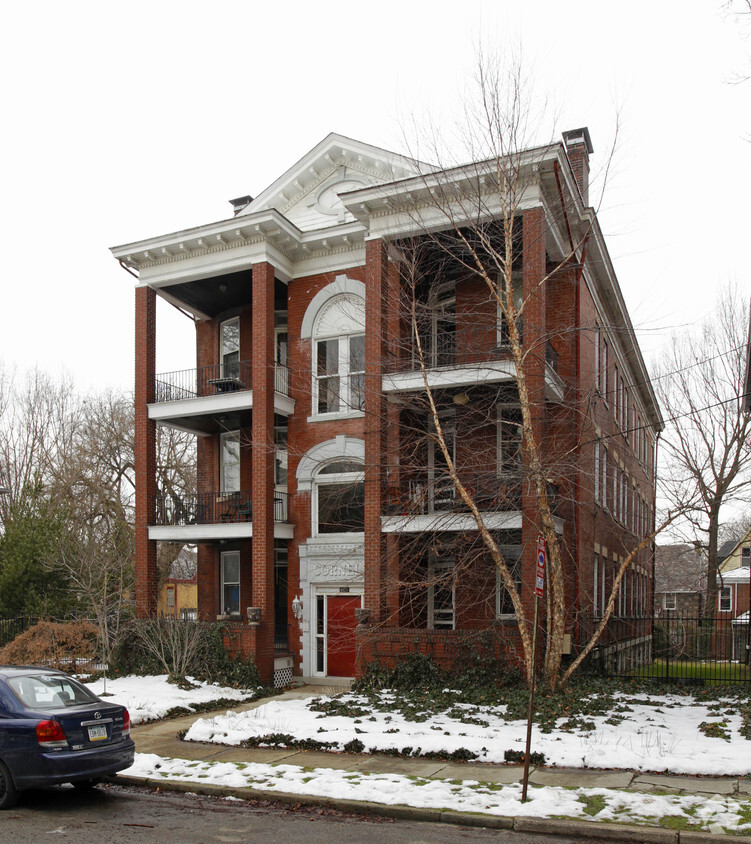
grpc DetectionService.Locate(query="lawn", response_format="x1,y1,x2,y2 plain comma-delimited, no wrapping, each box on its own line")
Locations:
629,659,751,683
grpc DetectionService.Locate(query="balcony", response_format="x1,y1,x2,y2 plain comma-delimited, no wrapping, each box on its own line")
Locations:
149,490,292,542
381,474,562,535
381,324,564,402
148,362,294,433
155,361,289,401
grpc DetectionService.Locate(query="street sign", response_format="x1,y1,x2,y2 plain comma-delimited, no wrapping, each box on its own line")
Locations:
535,535,546,598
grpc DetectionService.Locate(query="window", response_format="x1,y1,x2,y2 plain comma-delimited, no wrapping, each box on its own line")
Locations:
663,593,676,611
429,413,456,511
613,366,619,421
220,431,241,493
221,551,240,616
220,317,240,380
166,586,175,608
428,556,455,629
314,460,365,536
429,285,456,366
498,406,523,474
181,608,197,622
719,586,732,613
313,294,366,416
601,338,609,398
594,439,600,504
275,422,288,488
742,547,750,568
496,545,523,617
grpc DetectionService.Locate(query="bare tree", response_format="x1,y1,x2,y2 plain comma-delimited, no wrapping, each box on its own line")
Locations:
654,285,751,613
365,52,668,690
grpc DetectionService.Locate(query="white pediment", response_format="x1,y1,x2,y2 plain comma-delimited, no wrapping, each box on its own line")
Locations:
239,133,434,233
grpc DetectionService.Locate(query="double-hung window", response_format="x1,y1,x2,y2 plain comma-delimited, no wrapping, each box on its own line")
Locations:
428,556,456,629
220,317,240,380
313,294,366,416
719,586,732,613
496,544,523,618
221,551,240,617
220,431,241,493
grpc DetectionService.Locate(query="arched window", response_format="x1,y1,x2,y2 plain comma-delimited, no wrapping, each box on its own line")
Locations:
313,459,364,537
313,294,365,416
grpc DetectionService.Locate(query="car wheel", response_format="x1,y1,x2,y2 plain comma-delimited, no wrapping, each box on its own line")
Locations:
0,760,19,810
72,779,101,791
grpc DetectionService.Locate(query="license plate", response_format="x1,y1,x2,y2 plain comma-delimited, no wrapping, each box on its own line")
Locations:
87,725,108,741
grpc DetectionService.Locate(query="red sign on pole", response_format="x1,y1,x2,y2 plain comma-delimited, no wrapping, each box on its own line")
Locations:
535,535,546,598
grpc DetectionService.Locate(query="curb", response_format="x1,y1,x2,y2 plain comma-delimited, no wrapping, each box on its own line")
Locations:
112,774,751,843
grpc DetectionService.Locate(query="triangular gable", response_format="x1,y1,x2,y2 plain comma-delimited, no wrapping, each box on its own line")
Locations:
239,133,434,232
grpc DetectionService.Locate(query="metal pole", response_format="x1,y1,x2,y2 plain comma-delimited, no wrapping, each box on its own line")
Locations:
521,595,540,803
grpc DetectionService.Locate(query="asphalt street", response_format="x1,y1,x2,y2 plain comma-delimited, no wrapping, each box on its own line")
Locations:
2,782,615,844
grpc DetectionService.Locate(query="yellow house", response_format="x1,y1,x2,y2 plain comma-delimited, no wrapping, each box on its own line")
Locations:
157,546,198,621
719,527,751,574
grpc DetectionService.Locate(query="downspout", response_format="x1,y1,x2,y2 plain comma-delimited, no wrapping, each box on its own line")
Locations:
651,430,661,650
118,259,139,280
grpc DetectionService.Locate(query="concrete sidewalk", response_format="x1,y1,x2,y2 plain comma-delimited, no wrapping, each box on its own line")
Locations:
120,686,751,843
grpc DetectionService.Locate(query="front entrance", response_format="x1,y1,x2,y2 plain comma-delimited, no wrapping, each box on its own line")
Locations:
315,593,360,677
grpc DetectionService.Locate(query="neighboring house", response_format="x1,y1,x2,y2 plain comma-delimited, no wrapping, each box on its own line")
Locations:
157,546,198,621
113,129,662,686
743,297,751,413
654,544,706,616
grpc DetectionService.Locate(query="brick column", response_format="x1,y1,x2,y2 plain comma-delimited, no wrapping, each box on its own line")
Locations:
364,239,388,623
134,286,157,618
521,207,548,622
251,261,276,684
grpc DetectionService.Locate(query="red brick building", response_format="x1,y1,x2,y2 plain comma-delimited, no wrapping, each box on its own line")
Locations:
113,130,662,686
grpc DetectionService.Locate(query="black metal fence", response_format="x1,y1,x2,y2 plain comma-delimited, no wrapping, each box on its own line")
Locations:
155,490,289,525
580,613,751,685
0,616,39,648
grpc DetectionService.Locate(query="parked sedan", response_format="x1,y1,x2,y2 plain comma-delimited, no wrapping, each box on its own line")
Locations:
0,665,135,808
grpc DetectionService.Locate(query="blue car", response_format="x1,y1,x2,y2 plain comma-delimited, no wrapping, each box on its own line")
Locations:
0,665,135,808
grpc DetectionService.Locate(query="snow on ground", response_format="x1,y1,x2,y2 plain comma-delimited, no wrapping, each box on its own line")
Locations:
128,752,751,833
84,675,258,724
184,690,751,776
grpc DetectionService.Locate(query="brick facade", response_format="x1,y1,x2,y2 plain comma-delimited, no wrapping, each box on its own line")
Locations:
118,130,661,684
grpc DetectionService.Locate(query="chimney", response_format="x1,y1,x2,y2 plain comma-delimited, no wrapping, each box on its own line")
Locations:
562,127,593,206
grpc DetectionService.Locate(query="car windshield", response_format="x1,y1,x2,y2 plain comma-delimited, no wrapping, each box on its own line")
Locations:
7,674,99,709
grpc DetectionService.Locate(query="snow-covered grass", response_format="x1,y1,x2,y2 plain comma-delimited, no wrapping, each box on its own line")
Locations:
128,752,751,834
84,674,261,724
184,688,751,776
87,676,751,833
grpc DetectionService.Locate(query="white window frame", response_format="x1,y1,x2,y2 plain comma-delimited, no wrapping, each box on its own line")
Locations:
312,461,365,539
220,317,240,379
428,556,456,629
310,293,366,419
663,593,676,611
220,431,241,493
719,586,732,613
741,547,750,568
220,550,241,617
496,545,523,619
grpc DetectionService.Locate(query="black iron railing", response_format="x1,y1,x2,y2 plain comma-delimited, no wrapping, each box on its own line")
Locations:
384,472,523,516
154,361,290,403
155,490,289,525
579,613,751,685
384,324,522,375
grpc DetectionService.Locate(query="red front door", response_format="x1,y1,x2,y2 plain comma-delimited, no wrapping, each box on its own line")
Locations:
326,595,360,677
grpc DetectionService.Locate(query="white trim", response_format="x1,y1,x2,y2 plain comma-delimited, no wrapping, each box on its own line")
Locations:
300,275,366,339
296,436,365,492
148,523,295,541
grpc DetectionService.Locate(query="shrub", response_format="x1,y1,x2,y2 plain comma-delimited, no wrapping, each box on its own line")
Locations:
0,620,100,670
109,620,261,689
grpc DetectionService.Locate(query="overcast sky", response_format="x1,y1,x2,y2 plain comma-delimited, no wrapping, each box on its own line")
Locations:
1,0,749,394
